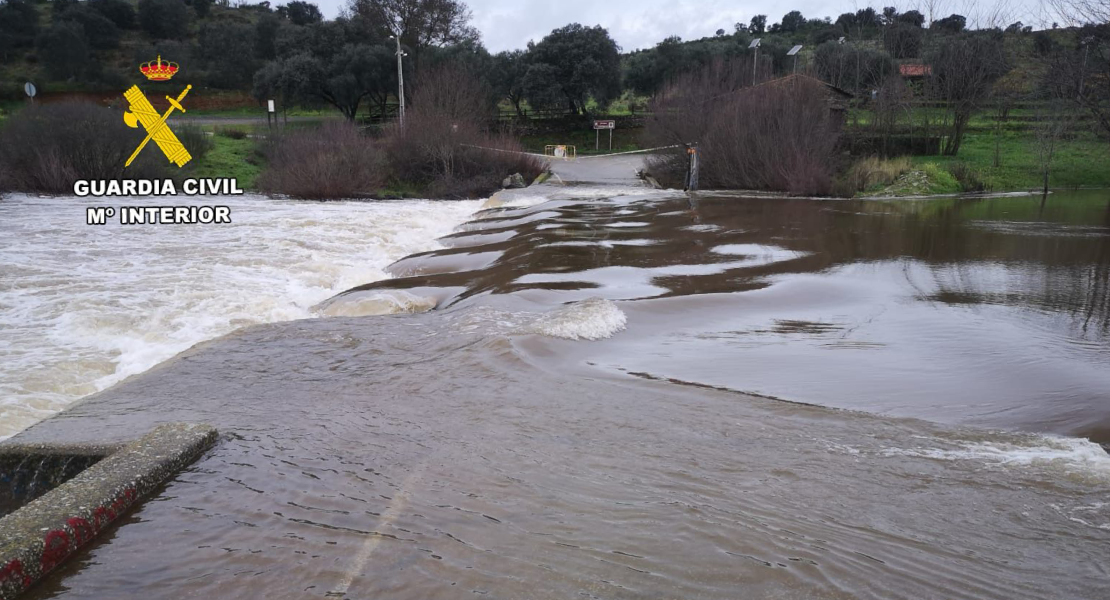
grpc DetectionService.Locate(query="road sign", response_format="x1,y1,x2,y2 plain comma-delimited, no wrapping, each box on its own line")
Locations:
593,120,615,151
24,82,36,98
267,99,275,113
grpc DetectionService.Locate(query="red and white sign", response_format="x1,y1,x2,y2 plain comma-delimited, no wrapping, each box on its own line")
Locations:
593,120,616,129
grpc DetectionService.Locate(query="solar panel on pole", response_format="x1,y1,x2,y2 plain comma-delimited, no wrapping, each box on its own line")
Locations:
788,45,804,74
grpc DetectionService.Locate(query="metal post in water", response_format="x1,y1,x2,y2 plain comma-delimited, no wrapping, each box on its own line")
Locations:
684,143,699,191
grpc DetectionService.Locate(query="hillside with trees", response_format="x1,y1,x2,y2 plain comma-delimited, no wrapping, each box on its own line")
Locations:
1,0,1108,197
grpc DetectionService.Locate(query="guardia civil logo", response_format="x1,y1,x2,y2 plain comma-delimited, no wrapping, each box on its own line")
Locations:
73,55,242,200
123,56,192,168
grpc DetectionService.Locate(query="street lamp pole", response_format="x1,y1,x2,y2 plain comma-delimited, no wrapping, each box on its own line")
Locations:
391,35,406,128
749,38,761,86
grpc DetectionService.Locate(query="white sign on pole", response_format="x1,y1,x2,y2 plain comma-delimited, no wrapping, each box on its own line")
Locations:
267,99,275,113
24,82,36,98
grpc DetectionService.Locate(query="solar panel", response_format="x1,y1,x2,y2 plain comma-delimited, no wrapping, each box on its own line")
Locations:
749,38,761,49
787,45,803,56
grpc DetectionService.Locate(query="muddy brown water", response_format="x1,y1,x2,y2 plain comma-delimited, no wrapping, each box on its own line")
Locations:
15,188,1110,599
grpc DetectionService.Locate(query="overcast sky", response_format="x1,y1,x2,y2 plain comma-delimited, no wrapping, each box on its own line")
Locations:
311,0,1050,53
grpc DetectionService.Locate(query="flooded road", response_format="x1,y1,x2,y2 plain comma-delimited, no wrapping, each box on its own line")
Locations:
337,189,1110,441
8,184,1110,599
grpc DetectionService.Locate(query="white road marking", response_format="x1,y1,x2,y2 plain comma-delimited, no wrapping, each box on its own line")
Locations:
330,461,430,597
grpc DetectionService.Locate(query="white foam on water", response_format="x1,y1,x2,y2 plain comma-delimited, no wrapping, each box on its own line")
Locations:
882,435,1110,480
682,224,724,232
711,244,806,261
317,290,438,317
524,297,627,341
1050,501,1110,530
0,194,480,439
480,192,550,209
601,221,651,228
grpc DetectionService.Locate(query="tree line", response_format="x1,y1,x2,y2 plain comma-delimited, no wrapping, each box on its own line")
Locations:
1,0,1108,155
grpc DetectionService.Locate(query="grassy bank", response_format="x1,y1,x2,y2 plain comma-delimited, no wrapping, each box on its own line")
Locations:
908,130,1110,192
185,135,263,189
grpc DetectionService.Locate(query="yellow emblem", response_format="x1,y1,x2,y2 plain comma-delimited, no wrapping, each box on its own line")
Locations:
123,84,192,168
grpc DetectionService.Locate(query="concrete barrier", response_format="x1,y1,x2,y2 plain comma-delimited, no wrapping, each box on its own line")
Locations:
0,423,217,599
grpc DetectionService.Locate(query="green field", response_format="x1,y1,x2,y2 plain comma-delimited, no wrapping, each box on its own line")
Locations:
908,129,1110,192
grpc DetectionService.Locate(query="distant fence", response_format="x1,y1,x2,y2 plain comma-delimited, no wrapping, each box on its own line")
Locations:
844,134,942,156
16,90,258,112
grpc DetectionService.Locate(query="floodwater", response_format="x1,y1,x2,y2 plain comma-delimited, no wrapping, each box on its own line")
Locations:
0,194,480,439
6,187,1110,599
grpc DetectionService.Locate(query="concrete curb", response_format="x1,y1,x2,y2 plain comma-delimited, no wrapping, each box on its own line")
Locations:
0,423,217,599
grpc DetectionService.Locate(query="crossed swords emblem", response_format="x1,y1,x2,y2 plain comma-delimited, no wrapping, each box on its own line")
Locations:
122,84,193,168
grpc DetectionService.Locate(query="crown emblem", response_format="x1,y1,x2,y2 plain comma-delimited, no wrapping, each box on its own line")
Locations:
140,56,178,81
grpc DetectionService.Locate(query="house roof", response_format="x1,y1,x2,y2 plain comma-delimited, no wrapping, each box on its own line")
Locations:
752,73,854,98
899,64,932,77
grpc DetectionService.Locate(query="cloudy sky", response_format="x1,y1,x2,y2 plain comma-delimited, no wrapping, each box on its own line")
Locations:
311,0,1050,53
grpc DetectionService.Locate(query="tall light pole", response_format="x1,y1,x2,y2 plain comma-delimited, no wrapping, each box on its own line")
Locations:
390,35,407,128
749,38,761,86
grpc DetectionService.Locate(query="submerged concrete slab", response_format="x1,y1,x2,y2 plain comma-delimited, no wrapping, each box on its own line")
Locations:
0,423,217,599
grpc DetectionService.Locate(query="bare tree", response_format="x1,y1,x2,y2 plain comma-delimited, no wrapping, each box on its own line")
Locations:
968,0,1019,30
990,70,1027,167
1032,98,1075,196
347,0,478,62
926,33,1009,155
1043,24,1110,141
1048,0,1110,25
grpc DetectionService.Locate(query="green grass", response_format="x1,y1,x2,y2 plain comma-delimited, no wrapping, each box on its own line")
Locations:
374,180,425,199
908,129,1110,192
184,135,264,189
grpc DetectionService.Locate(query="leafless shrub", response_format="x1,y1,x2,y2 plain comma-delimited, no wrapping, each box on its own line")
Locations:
173,123,214,162
257,121,386,199
946,161,987,192
0,101,165,194
216,126,248,139
643,59,842,196
382,64,546,199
